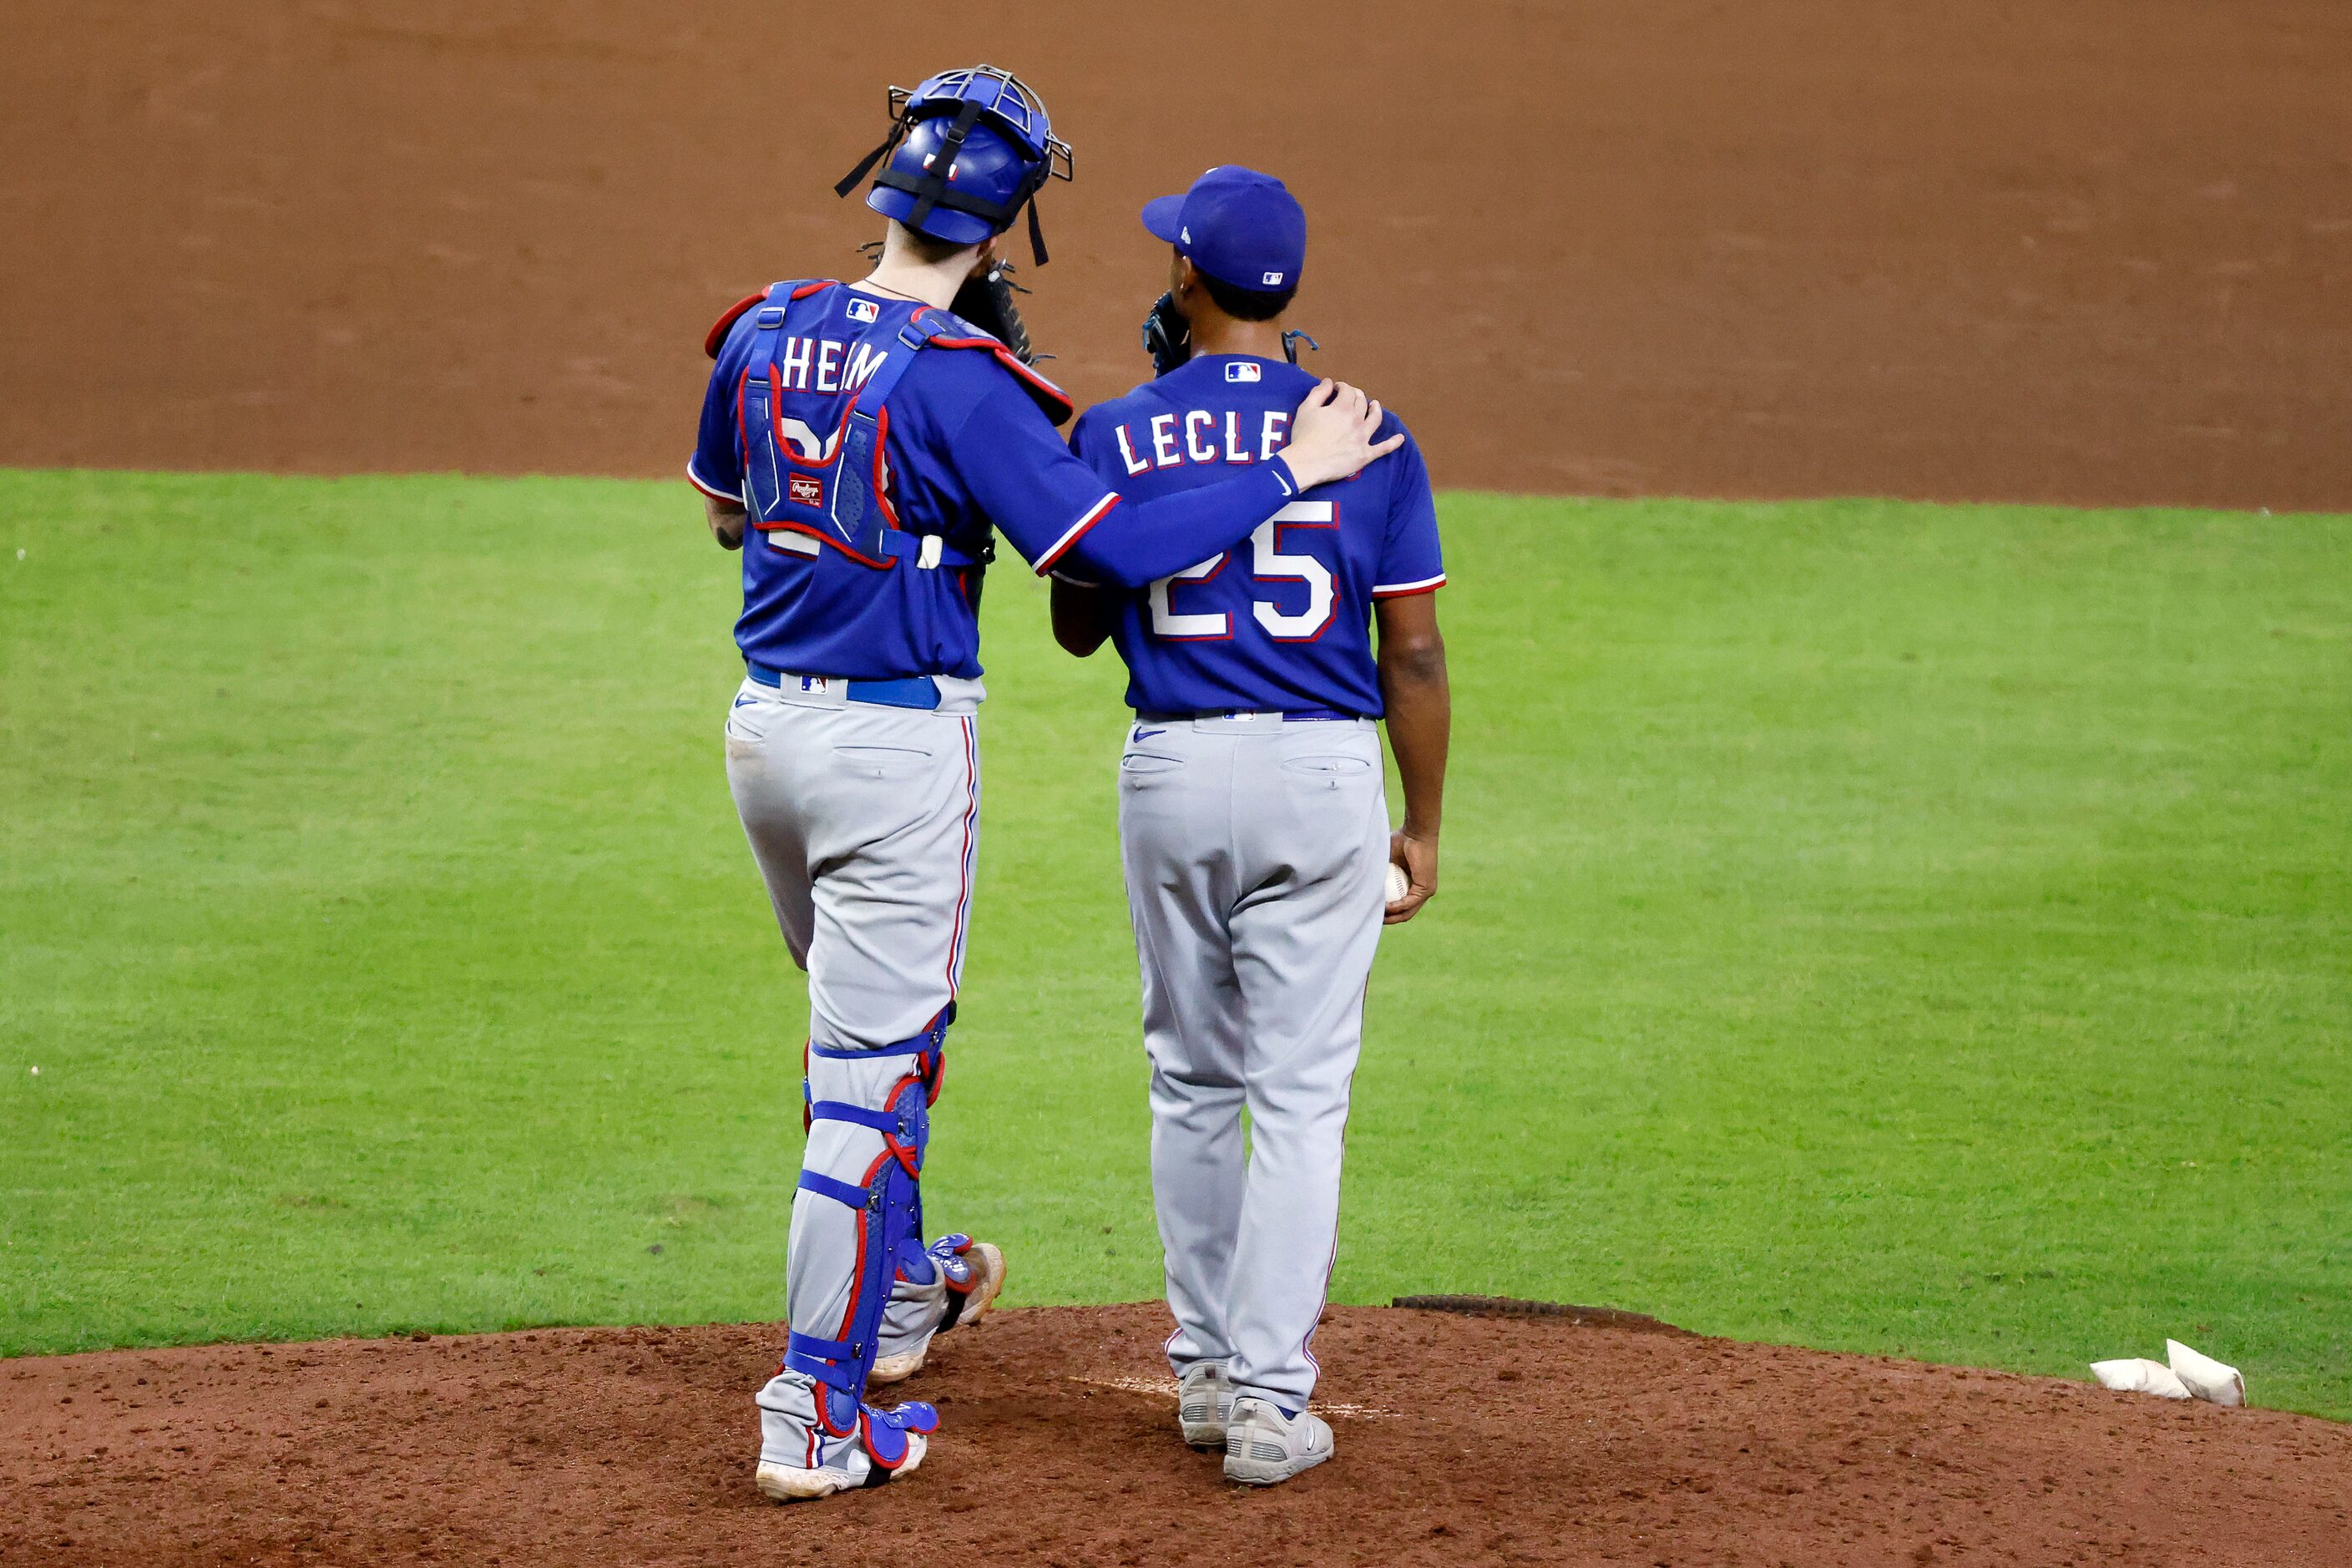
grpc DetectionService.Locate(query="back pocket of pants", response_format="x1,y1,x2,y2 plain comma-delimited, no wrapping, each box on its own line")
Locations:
1120,752,1185,775
1119,751,1186,794
834,745,934,780
1281,753,1375,779
726,689,776,747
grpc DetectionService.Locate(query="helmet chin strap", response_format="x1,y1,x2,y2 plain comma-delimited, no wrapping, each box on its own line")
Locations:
1026,199,1049,266
834,124,907,200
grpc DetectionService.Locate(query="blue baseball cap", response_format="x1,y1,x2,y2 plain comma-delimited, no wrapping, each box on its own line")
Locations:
1140,166,1306,294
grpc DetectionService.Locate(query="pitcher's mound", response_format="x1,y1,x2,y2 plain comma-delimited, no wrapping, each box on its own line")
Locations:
5,1303,2346,1565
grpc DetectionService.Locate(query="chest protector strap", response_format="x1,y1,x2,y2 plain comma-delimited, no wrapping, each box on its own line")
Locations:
736,283,983,573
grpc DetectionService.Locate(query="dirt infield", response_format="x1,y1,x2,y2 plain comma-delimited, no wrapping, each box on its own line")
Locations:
5,1304,2347,1567
5,2,2349,509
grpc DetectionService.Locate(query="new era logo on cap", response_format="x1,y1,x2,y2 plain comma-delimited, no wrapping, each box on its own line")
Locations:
1225,362,1262,382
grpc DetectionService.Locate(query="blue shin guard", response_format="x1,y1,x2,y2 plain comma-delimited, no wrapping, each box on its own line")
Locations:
783,1012,952,1471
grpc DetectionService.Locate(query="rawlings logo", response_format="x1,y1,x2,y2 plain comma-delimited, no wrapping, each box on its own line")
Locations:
787,473,824,508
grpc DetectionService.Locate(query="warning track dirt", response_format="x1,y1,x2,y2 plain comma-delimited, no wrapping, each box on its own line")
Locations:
3,3,2349,509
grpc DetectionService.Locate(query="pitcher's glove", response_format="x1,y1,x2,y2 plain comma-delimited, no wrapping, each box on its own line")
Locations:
1142,291,1191,378
951,260,1039,365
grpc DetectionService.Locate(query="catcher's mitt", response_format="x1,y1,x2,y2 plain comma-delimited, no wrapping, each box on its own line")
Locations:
951,260,1039,364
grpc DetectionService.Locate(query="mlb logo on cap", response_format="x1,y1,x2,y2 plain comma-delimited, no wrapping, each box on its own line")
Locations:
1225,362,1262,383
846,297,881,324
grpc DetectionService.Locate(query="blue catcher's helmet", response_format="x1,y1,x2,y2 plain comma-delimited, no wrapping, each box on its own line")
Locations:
833,65,1075,264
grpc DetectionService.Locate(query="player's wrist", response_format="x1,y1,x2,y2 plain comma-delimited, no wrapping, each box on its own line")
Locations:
1399,816,1440,841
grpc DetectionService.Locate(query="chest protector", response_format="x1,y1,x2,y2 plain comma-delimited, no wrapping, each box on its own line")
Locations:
722,279,1064,574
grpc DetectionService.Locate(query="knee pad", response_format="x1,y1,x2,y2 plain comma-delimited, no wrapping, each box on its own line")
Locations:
783,1006,954,1444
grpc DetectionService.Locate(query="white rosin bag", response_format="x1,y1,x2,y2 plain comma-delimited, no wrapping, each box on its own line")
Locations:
2166,1339,2246,1407
2090,1358,2193,1399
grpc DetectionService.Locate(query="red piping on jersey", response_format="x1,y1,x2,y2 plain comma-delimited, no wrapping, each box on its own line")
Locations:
1034,493,1120,574
1369,575,1447,600
685,463,739,504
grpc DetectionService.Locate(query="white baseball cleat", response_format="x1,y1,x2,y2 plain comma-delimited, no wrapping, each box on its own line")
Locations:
1177,1361,1235,1449
755,1432,928,1503
1223,1394,1333,1486
870,1236,1007,1385
752,1369,937,1504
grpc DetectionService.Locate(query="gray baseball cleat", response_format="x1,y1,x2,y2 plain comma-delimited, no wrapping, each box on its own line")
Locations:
870,1236,1006,1385
1222,1394,1333,1485
1177,1361,1234,1449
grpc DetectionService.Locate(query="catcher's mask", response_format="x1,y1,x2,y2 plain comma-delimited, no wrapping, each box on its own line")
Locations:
837,65,1074,265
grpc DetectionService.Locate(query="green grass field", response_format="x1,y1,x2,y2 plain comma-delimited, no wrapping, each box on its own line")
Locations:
3,469,2346,1418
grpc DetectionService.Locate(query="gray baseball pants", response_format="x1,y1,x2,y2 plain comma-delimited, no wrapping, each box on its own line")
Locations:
724,673,981,1447
1116,712,1389,1412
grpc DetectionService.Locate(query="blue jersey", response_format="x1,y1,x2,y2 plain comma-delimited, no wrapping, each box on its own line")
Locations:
1068,355,1445,718
691,284,1305,682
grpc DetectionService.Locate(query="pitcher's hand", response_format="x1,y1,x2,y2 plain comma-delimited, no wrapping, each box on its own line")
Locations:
1385,827,1439,924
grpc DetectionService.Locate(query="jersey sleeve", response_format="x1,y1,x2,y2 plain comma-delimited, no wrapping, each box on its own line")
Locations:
1050,408,1114,586
1372,426,1445,599
687,337,746,505
948,381,1301,589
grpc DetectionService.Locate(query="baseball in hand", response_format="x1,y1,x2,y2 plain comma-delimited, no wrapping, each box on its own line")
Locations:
1385,860,1411,904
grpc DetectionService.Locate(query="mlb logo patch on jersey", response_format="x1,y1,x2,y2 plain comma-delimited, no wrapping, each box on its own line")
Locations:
845,297,880,325
788,473,824,508
1225,362,1262,383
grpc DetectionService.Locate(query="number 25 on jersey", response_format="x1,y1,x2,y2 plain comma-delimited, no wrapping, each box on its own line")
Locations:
1147,501,1336,643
